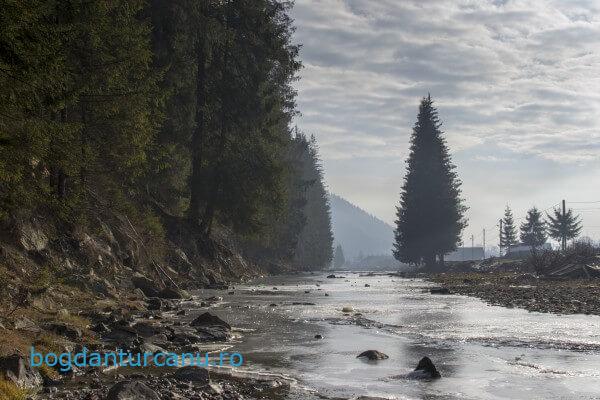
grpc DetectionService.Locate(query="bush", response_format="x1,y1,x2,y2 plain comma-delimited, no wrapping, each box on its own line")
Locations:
528,241,600,276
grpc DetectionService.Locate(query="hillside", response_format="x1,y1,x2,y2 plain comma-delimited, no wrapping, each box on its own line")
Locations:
329,193,395,261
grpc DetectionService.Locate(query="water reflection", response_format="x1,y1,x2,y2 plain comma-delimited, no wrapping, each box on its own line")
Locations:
189,272,600,399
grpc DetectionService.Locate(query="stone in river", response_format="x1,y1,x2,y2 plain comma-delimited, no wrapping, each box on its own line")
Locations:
408,356,441,379
430,287,451,295
342,306,354,313
190,312,231,329
356,350,389,360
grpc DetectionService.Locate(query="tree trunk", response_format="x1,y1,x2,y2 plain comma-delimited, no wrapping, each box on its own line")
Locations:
57,108,68,199
188,34,207,224
424,253,436,271
200,49,229,236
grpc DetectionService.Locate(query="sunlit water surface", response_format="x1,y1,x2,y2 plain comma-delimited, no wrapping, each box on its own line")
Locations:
192,273,600,400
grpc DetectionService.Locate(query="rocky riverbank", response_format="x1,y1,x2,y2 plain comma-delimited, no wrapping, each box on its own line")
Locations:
427,272,600,315
0,286,294,400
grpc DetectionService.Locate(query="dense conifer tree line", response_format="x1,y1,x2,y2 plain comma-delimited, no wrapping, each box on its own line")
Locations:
0,0,333,270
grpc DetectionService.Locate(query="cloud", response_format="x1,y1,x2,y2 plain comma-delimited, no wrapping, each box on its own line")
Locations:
290,0,600,237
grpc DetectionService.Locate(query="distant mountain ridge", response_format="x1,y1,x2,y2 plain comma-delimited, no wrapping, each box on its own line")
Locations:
328,193,395,260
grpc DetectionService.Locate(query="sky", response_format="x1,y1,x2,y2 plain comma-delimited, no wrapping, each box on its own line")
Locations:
290,0,600,247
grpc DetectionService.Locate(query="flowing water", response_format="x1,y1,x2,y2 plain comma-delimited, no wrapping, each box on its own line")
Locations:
192,272,600,399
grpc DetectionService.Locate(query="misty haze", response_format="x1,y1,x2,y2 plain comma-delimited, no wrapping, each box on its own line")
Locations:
0,1,599,400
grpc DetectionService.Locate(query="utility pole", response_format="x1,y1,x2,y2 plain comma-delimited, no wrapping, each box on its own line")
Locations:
483,229,486,259
499,219,503,256
471,234,474,260
562,199,566,251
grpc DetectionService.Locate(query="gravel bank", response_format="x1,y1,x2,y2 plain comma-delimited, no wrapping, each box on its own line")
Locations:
428,272,600,316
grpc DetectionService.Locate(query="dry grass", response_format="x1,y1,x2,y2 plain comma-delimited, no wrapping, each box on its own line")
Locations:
0,377,28,400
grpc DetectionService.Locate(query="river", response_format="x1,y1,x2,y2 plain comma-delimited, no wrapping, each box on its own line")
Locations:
192,272,600,399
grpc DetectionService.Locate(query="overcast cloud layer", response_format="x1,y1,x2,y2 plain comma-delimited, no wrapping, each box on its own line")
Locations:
291,0,600,248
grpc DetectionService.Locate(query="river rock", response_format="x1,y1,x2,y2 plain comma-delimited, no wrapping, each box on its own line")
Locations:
326,274,336,278
356,350,389,360
132,274,160,297
170,326,204,345
0,354,43,389
146,298,163,311
173,366,210,386
157,287,186,299
408,356,441,379
131,322,167,338
107,380,160,400
190,312,231,330
196,327,230,342
342,306,354,313
430,287,451,295
103,326,138,343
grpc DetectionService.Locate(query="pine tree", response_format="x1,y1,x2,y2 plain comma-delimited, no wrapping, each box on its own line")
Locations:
393,95,467,269
293,135,334,270
500,206,517,250
546,208,582,251
520,207,547,248
333,244,345,269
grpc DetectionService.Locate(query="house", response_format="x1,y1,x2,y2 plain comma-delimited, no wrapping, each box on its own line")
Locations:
445,247,485,262
505,243,552,258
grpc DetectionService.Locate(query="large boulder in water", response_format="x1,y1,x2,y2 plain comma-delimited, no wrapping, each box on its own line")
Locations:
189,312,231,342
356,350,389,360
190,312,231,330
107,381,160,400
408,356,441,379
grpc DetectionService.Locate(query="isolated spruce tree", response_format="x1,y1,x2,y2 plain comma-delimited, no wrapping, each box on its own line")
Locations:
393,95,467,269
500,206,517,250
520,207,547,248
333,244,345,269
546,208,582,250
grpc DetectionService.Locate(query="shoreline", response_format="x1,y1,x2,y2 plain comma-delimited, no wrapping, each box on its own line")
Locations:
425,272,600,316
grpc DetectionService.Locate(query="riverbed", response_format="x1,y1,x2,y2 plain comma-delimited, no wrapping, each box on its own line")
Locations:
194,272,600,400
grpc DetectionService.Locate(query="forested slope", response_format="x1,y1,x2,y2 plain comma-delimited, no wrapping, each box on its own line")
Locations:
0,1,333,299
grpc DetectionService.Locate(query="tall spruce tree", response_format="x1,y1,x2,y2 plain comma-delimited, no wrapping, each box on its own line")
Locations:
393,95,467,269
500,206,517,251
520,207,547,248
546,208,582,251
333,244,345,269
